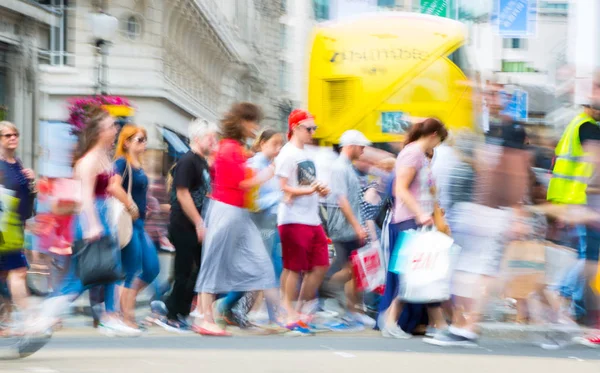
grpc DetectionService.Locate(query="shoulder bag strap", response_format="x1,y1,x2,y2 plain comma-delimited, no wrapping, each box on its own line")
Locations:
126,162,133,196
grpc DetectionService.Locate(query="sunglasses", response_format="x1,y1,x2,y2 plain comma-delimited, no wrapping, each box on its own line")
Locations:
131,137,147,144
1,133,19,139
301,125,317,133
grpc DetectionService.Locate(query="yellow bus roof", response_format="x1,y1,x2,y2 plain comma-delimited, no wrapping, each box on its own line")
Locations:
315,12,467,41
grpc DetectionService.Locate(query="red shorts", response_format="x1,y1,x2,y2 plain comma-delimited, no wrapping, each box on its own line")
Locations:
278,224,329,272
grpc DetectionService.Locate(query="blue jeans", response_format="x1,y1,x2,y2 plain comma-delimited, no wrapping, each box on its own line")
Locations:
121,219,160,288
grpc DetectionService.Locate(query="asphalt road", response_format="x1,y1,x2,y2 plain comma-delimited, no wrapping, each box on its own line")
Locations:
2,334,600,373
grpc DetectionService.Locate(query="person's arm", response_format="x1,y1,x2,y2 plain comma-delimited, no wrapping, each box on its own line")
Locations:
240,164,275,190
275,153,318,197
75,155,103,240
278,177,318,197
176,187,202,228
108,158,139,219
172,158,204,229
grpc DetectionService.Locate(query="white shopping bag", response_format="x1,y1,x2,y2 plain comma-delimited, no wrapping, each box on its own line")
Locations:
399,230,455,303
351,241,386,293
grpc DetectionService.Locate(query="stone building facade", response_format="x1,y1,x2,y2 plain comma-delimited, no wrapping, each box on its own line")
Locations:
34,0,288,173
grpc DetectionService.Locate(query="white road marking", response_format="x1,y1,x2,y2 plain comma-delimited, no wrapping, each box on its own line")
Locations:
334,352,356,358
319,344,334,350
568,356,585,362
25,368,58,373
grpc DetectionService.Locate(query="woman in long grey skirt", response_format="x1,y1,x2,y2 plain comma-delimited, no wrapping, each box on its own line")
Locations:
193,103,278,336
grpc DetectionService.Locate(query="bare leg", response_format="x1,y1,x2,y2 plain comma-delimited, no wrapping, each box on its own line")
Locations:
297,266,328,311
283,271,301,322
7,268,28,313
199,293,221,332
384,298,403,327
427,306,448,329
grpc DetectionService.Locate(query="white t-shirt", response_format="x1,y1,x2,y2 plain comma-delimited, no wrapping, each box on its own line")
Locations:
275,143,321,226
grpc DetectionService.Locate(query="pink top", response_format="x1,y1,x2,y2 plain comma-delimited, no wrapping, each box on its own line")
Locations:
211,139,246,208
392,143,435,223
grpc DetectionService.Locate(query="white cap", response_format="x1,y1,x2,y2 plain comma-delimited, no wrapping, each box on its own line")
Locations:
339,130,371,147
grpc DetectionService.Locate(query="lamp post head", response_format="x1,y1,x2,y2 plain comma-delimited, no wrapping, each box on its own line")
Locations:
90,12,119,43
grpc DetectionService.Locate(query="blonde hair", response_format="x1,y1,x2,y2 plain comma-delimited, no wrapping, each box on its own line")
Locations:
0,121,18,136
114,124,147,163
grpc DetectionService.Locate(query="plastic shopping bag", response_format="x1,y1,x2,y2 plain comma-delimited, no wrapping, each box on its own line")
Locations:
351,241,386,293
0,187,23,254
398,230,455,303
389,229,420,274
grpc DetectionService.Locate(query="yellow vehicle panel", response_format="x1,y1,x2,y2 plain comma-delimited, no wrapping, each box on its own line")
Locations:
308,12,474,144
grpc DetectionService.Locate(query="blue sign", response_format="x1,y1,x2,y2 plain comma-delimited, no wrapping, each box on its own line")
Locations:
381,112,411,134
501,89,528,122
493,0,537,37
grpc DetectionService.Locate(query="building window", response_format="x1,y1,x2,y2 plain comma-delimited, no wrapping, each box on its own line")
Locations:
313,0,330,21
280,24,287,50
279,60,289,92
502,60,536,73
124,16,142,40
503,38,527,50
39,0,73,66
281,0,287,13
378,0,396,7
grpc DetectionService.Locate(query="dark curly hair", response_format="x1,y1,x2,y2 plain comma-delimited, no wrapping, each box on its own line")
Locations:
220,102,263,142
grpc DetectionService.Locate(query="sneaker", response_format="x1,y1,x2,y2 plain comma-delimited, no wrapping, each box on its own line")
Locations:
424,330,477,347
539,334,565,350
285,321,314,336
351,312,376,329
154,317,192,334
150,300,168,317
425,326,439,338
573,335,600,348
189,309,204,319
324,319,365,333
99,319,142,337
381,324,412,339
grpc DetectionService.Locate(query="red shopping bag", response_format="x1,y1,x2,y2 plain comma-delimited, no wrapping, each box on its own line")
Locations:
351,243,386,293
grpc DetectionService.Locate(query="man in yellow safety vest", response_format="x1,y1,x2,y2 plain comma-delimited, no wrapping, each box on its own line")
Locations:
548,103,600,346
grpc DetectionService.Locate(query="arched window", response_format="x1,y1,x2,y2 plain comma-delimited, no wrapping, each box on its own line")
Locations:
125,16,142,40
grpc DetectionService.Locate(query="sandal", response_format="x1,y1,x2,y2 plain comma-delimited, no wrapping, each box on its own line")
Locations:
192,324,232,337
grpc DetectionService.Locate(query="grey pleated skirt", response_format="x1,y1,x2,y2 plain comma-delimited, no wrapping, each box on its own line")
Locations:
195,200,276,294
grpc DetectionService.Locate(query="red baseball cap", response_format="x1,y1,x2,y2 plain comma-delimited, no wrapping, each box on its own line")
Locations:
287,109,315,140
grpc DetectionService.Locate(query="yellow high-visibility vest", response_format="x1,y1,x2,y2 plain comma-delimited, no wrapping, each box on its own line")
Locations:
547,112,598,205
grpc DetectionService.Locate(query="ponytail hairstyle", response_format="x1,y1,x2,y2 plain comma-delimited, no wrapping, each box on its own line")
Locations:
251,128,280,153
405,118,448,146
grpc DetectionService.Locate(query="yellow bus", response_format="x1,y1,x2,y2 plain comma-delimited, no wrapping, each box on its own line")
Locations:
308,12,475,145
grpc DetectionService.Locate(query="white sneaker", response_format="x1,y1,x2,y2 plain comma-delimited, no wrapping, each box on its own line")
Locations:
99,319,142,337
351,313,376,329
381,324,412,339
189,310,204,319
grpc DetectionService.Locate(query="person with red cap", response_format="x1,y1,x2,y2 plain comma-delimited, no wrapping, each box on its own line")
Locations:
275,109,330,328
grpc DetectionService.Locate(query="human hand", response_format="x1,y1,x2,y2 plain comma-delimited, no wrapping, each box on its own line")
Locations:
417,213,434,226
127,203,140,220
22,168,35,180
196,224,205,242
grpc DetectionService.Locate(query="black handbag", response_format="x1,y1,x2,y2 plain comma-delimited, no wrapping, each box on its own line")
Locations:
72,236,124,286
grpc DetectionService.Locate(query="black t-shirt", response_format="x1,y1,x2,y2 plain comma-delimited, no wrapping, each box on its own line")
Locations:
579,121,600,146
169,151,210,231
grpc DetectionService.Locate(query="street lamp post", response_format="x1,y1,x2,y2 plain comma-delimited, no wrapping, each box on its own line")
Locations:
90,12,118,95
